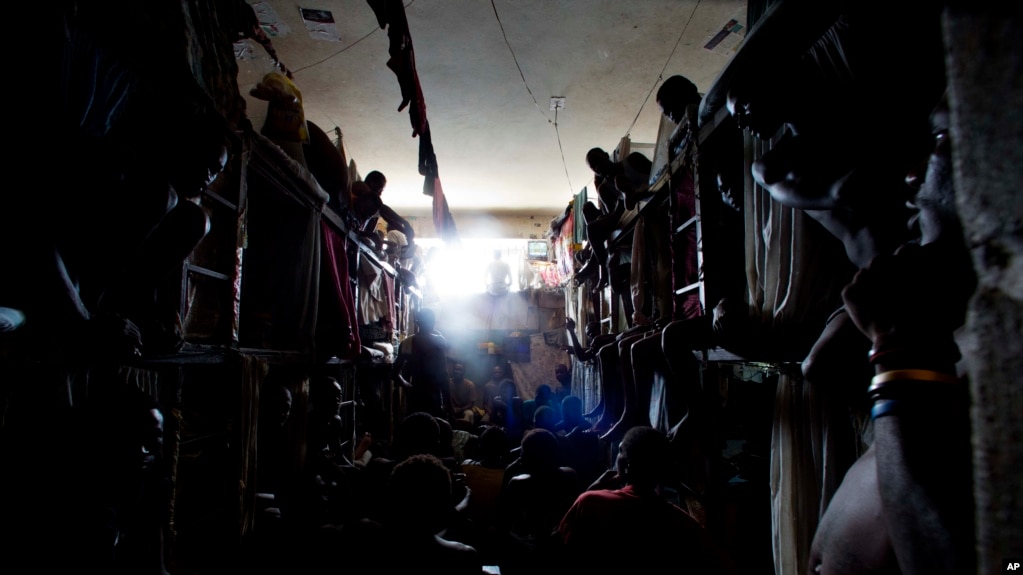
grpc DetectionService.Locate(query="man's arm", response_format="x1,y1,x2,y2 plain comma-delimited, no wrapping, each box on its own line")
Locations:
392,338,412,389
564,318,594,361
841,243,976,575
377,204,415,244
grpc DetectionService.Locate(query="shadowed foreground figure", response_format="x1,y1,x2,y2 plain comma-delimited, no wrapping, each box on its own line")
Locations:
378,454,481,574
556,426,735,574
809,94,976,575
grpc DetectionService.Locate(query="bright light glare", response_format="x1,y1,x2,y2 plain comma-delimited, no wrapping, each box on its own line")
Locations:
418,238,530,298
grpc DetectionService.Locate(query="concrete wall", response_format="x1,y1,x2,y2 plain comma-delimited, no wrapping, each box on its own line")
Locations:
943,5,1023,572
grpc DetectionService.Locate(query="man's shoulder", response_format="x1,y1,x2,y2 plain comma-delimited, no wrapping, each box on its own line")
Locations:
625,152,653,172
574,487,625,507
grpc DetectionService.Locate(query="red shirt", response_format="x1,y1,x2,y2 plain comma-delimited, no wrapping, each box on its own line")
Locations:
558,485,727,573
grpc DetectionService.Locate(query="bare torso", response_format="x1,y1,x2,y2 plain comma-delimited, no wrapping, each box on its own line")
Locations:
809,446,899,575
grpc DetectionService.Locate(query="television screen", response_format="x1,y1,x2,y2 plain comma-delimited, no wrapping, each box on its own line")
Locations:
527,240,549,260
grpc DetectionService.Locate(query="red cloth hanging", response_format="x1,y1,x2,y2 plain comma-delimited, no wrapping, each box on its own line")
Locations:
320,221,361,359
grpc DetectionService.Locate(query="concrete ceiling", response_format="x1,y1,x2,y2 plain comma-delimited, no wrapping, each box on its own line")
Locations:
237,0,747,217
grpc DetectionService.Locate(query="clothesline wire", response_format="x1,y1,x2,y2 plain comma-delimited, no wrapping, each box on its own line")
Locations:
292,0,418,75
490,0,575,196
554,108,574,195
623,0,702,138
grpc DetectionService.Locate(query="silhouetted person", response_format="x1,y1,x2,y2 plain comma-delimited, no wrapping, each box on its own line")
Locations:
448,361,479,426
556,426,734,574
485,250,512,296
373,454,481,574
394,308,449,418
500,429,580,575
564,317,616,420
553,363,572,406
809,94,976,575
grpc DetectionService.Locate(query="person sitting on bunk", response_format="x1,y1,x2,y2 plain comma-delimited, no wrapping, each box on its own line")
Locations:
575,146,643,292
588,147,654,212
51,120,231,360
808,93,977,575
367,170,416,250
656,74,702,157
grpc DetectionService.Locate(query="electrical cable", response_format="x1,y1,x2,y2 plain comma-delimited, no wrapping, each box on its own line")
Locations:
623,0,702,137
554,107,574,195
292,0,418,76
490,0,576,195
489,0,552,124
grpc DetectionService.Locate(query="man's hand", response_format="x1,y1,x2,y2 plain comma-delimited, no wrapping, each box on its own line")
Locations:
841,242,972,351
566,317,576,331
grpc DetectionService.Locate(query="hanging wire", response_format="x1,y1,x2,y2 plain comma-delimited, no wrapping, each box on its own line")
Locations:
554,107,574,194
491,0,577,195
292,0,418,76
489,0,553,124
623,0,702,138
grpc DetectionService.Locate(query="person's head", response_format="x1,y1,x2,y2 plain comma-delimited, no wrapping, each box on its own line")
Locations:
166,110,236,199
261,382,293,428
493,249,502,261
534,384,553,406
586,147,614,176
365,171,387,196
533,405,557,432
491,364,506,383
89,385,166,475
906,94,958,247
617,426,671,491
451,362,465,380
397,412,441,456
561,395,583,422
490,399,509,427
656,75,701,124
388,454,452,533
415,308,436,333
435,417,454,458
584,321,601,340
725,82,791,140
314,376,343,413
554,364,571,387
477,426,508,464
350,181,382,220
903,93,975,323
520,428,559,473
498,379,517,402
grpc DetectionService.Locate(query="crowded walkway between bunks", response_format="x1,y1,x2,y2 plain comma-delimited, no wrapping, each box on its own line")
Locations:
1,1,1018,574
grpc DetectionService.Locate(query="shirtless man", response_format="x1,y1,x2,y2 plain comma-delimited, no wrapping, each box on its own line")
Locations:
394,308,450,418
710,4,955,572
809,95,976,575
